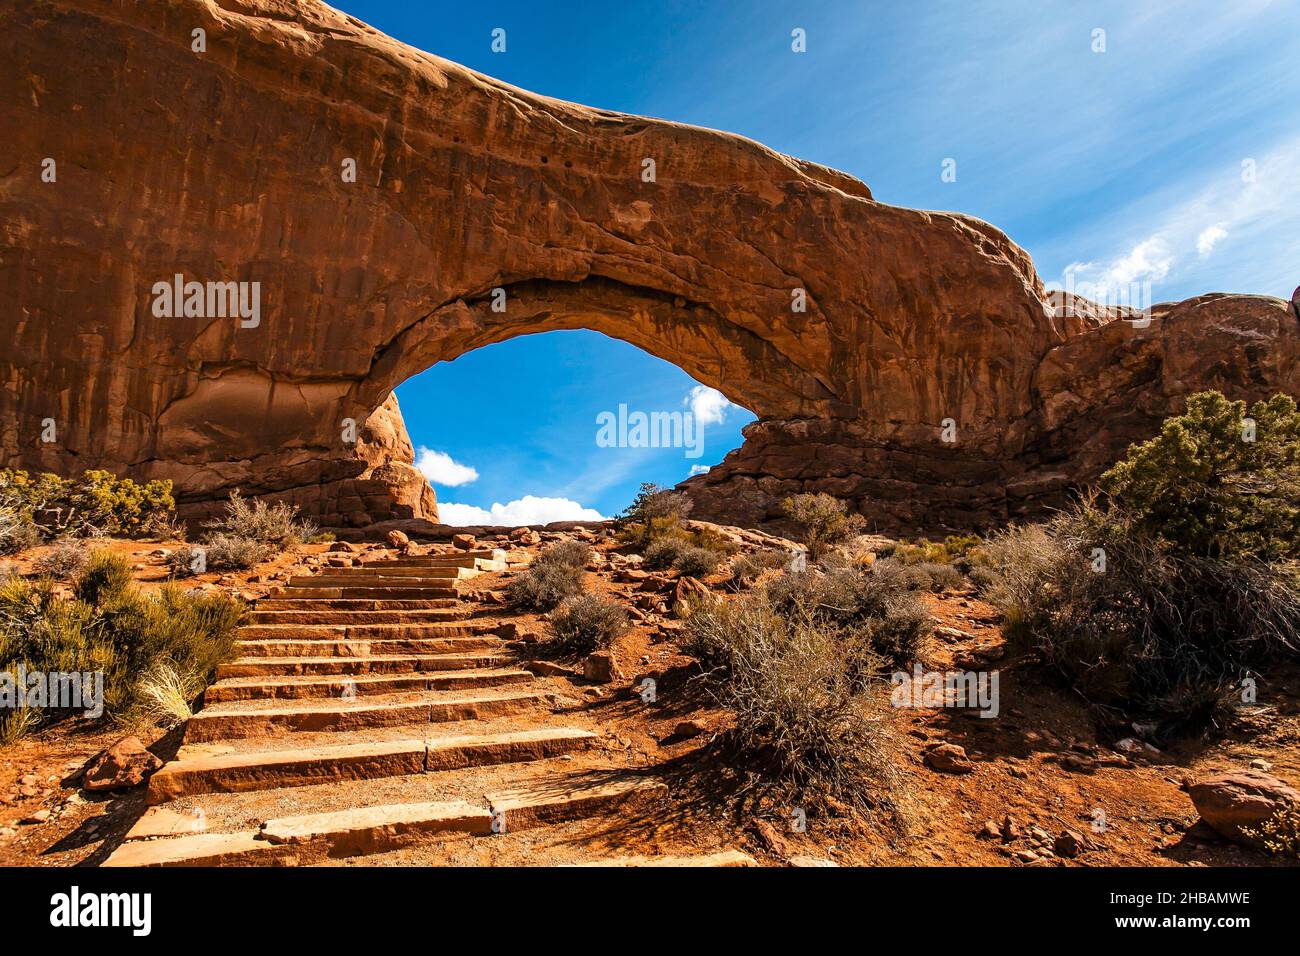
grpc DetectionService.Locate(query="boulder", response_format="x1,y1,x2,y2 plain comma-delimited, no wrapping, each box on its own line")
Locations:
924,743,975,774
1188,770,1300,848
386,530,410,551
82,737,163,791
583,651,623,684
452,533,476,551
673,576,712,616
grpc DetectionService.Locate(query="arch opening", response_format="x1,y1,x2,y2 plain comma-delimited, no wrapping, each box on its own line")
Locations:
391,328,757,526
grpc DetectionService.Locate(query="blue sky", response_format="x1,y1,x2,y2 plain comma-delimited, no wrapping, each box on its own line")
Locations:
336,0,1300,523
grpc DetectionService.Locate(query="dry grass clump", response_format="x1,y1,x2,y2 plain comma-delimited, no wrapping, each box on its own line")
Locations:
31,538,91,580
547,593,629,654
506,539,590,611
685,590,907,827
728,549,790,590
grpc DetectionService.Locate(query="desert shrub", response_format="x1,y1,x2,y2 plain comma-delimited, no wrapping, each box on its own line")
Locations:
1099,391,1300,561
880,534,982,566
547,593,628,654
617,482,694,547
902,561,964,593
782,492,865,560
684,592,905,822
204,533,276,571
165,545,206,578
729,549,790,589
674,545,722,578
72,551,133,606
533,539,592,571
0,505,42,556
31,539,90,580
643,536,690,571
205,490,314,549
981,505,1300,729
1242,805,1300,859
0,468,175,540
0,571,243,743
764,565,932,667
506,561,584,612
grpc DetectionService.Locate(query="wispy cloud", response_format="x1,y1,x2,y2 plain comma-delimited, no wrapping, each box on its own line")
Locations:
687,385,730,426
437,495,604,526
414,447,479,487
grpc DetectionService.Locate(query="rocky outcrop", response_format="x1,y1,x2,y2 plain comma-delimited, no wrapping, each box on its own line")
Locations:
1,0,1296,531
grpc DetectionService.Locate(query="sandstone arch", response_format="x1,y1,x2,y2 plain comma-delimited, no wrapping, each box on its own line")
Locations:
2,0,1297,531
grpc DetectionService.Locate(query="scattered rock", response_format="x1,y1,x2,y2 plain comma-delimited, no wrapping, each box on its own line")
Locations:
924,743,974,774
788,856,838,867
1188,770,1300,848
329,541,360,553
452,533,476,550
1053,828,1084,859
1000,815,1020,842
673,576,712,616
523,660,576,678
1249,758,1273,772
82,736,163,791
20,809,50,825
385,530,410,550
583,651,623,683
977,820,1001,840
750,819,790,858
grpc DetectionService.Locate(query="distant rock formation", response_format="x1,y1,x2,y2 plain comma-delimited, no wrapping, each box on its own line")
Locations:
2,0,1296,531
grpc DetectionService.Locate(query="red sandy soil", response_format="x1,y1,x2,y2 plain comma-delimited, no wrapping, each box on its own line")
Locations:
1,531,1297,867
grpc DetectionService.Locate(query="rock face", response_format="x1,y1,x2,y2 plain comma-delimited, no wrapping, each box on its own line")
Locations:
1,1,1297,531
1188,770,1300,848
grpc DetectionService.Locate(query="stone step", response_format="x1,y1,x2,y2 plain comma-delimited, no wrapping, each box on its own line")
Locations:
250,609,466,625
388,550,503,563
203,668,534,703
484,772,667,831
569,850,758,867
146,728,597,802
289,569,479,585
184,689,552,742
238,623,493,641
102,832,295,867
261,800,491,852
267,587,463,600
257,771,663,856
234,636,499,658
255,598,460,610
324,557,505,573
216,653,509,679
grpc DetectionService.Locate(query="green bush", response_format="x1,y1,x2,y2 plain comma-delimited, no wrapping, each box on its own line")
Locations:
1100,391,1300,561
0,469,175,544
782,492,866,560
0,555,244,742
547,593,628,654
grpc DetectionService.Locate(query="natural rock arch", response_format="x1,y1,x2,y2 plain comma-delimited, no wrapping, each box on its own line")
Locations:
2,0,1297,531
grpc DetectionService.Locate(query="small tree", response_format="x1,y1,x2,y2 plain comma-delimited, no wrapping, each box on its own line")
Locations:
1100,391,1300,561
618,482,694,547
782,492,865,560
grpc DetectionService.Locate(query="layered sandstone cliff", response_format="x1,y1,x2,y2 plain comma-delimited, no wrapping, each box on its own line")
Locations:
1,0,1296,531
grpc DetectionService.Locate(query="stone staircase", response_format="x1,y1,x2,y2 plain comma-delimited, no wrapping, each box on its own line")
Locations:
104,548,753,867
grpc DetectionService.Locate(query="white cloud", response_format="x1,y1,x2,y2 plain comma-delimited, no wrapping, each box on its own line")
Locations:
1196,223,1228,257
436,495,605,527
688,464,711,476
687,385,730,426
414,447,479,487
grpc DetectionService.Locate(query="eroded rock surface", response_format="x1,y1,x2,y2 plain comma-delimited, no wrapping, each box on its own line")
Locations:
2,0,1296,530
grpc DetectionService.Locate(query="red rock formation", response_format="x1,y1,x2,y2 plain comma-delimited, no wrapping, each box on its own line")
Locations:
1,0,1296,530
